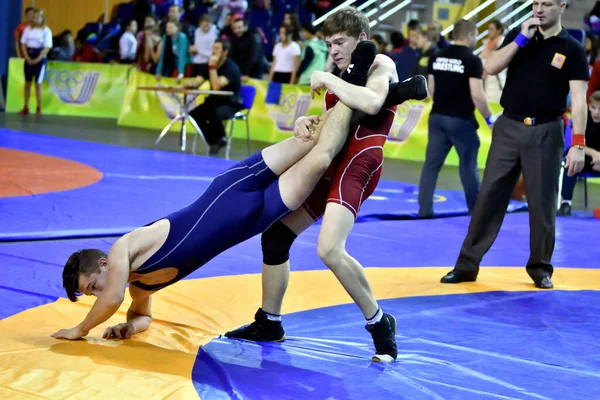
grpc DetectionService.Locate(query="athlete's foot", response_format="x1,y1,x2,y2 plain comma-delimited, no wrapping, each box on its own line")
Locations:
383,75,429,107
18,107,30,115
365,313,398,363
340,40,377,87
224,308,286,342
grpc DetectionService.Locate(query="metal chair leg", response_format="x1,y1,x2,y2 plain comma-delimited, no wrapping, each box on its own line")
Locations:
245,118,251,155
584,177,588,209
226,119,235,160
187,115,208,155
155,114,182,146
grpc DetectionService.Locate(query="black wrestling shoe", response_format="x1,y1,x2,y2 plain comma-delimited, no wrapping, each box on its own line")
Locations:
383,75,428,107
534,276,554,289
557,203,572,216
440,269,478,284
224,308,286,342
365,313,398,363
340,40,377,87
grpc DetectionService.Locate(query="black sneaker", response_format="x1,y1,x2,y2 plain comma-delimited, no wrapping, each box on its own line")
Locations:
557,202,572,216
340,40,377,87
383,75,429,107
365,313,398,363
223,308,286,342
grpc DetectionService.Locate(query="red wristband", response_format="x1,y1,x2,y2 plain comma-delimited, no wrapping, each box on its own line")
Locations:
572,134,586,147
209,65,216,70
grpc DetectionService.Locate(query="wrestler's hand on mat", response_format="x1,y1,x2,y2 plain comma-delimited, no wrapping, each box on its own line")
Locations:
310,71,330,98
103,323,135,340
51,325,88,340
294,115,320,141
521,18,541,39
565,146,585,176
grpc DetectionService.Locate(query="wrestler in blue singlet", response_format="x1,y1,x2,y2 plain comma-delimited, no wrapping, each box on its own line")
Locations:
131,152,291,291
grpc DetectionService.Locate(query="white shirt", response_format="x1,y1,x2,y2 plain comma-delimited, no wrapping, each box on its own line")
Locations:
21,26,52,49
119,31,138,61
272,42,301,73
193,25,218,64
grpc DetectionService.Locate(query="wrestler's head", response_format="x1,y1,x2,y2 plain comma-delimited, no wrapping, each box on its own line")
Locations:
589,91,600,123
323,7,370,71
63,249,109,301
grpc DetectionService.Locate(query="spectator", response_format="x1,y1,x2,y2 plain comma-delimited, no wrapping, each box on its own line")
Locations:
558,91,600,216
283,11,302,44
297,22,327,85
428,21,449,49
585,34,599,66
51,30,75,61
119,20,139,64
371,33,387,54
19,9,52,116
269,25,301,84
230,17,258,82
481,20,505,103
389,31,405,56
160,4,194,40
14,7,35,58
136,16,159,70
413,28,438,77
219,12,235,39
72,31,102,63
186,38,243,155
392,25,421,81
156,20,190,82
143,24,162,73
190,14,218,65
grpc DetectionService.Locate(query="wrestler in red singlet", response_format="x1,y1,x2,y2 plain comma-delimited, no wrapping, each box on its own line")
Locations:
303,90,397,219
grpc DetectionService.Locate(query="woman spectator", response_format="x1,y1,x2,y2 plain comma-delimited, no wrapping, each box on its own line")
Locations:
585,34,599,66
51,30,75,61
283,11,302,44
269,25,301,84
156,20,190,82
19,9,52,116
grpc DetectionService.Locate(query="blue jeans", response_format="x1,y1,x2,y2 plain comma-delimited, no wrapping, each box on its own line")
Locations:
418,113,481,217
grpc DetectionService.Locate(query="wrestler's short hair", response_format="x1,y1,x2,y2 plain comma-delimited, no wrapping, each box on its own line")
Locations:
323,7,370,39
453,19,477,41
63,249,106,302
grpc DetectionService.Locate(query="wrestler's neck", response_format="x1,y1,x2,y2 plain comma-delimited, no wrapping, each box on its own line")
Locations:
453,40,470,47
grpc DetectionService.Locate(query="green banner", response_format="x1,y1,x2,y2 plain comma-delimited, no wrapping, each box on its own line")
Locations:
6,58,129,118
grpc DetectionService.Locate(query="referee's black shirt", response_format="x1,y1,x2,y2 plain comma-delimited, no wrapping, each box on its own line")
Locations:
498,27,589,118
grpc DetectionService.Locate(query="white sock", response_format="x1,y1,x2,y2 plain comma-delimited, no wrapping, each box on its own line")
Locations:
265,312,281,322
562,200,572,206
366,308,383,325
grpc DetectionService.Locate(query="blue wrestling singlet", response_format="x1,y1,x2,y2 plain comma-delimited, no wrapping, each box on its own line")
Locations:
131,151,291,291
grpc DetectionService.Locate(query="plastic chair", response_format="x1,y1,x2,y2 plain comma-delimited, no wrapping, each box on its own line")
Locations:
559,119,600,209
225,85,257,160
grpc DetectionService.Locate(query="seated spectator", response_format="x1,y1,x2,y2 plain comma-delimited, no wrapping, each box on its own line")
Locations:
185,38,243,155
51,30,75,61
72,32,102,63
283,11,303,44
428,21,449,49
269,25,301,84
119,20,139,64
388,31,406,56
156,20,190,82
414,29,438,77
298,22,327,85
136,15,159,71
160,4,194,40
143,24,162,73
190,14,218,65
481,20,505,103
14,7,35,58
558,91,600,216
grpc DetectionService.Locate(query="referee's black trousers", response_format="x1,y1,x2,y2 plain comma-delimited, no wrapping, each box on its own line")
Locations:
454,115,564,281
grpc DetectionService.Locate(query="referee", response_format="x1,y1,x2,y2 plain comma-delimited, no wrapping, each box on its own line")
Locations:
441,0,588,289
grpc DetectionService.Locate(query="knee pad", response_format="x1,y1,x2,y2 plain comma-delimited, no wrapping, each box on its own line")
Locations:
261,221,298,265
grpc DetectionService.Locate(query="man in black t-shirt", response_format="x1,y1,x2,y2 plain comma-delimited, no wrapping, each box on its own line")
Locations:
441,0,589,289
418,19,494,217
187,38,243,155
558,90,600,215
